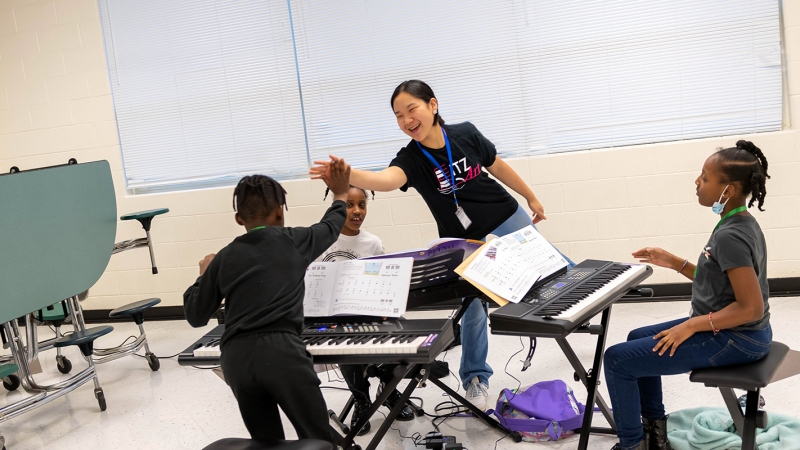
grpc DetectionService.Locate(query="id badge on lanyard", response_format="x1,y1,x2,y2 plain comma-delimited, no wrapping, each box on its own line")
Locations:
416,129,471,230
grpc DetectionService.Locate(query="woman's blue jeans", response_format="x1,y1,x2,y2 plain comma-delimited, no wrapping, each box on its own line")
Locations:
459,204,575,389
603,317,772,449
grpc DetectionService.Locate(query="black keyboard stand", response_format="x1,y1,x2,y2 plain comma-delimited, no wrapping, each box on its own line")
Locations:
329,294,521,446
339,361,522,450
556,306,618,450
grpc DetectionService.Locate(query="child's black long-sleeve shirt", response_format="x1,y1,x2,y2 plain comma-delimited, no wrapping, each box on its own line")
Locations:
183,201,346,346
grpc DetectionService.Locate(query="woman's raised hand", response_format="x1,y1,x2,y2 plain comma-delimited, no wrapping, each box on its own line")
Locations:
632,247,678,270
325,156,351,195
309,154,340,181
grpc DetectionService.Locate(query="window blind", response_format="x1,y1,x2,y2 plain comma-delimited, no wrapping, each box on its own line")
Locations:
100,0,781,194
99,0,307,193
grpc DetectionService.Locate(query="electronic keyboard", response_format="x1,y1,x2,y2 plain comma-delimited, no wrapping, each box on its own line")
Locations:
178,318,453,366
490,259,652,338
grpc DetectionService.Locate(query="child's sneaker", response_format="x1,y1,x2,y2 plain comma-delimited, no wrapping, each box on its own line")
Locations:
464,376,489,411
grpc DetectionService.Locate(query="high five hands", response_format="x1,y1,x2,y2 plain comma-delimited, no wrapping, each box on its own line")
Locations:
309,155,341,183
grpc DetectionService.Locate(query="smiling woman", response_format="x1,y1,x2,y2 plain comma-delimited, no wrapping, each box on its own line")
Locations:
309,79,574,411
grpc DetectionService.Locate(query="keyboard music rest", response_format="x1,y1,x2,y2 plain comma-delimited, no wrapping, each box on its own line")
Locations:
406,278,484,311
490,259,652,338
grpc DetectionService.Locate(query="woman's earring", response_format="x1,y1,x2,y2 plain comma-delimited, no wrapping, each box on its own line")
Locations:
433,109,438,114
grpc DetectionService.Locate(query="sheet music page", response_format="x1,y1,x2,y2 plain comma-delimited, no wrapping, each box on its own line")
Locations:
329,258,413,317
303,262,337,316
462,225,568,303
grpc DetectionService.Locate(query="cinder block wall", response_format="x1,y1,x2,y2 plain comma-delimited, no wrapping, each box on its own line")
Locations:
1,0,799,309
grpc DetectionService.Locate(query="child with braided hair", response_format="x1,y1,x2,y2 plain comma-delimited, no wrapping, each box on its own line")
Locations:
183,161,352,446
604,140,772,450
316,186,416,435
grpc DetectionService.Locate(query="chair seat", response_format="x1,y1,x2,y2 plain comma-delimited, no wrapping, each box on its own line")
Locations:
109,298,161,318
202,438,333,450
120,208,169,221
690,341,789,390
54,326,114,348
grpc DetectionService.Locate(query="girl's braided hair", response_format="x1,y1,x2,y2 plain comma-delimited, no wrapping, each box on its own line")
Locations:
323,186,374,201
715,140,770,211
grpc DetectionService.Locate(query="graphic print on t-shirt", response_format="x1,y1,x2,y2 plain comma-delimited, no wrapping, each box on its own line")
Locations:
432,157,483,195
321,249,360,261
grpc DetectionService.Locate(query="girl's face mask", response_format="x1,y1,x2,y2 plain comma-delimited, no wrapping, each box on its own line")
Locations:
711,184,730,215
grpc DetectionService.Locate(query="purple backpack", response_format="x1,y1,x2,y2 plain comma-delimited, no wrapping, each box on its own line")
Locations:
487,380,588,441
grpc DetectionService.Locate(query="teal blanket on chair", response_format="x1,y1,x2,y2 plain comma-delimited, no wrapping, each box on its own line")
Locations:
667,407,800,450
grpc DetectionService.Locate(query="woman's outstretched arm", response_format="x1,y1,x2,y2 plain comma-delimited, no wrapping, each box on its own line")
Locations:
310,156,407,192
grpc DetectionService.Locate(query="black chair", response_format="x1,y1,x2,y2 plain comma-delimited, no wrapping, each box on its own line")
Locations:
202,438,333,450
690,341,791,450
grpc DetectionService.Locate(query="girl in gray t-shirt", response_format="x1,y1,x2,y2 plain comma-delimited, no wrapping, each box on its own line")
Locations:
603,140,772,450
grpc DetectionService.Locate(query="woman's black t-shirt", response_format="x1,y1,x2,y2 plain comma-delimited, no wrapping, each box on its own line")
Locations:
389,122,519,240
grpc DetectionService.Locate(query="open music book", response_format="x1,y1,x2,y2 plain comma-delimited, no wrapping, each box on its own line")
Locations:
303,258,414,317
456,225,568,305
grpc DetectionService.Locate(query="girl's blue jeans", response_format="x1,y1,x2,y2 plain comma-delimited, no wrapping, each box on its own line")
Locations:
459,204,575,389
604,317,772,449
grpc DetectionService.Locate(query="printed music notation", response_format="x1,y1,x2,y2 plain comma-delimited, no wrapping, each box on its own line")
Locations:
462,225,568,303
303,258,413,317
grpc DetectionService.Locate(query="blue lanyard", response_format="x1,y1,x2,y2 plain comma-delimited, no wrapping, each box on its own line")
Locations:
416,128,459,206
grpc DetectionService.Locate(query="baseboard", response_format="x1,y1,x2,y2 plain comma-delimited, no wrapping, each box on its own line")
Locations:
81,277,800,323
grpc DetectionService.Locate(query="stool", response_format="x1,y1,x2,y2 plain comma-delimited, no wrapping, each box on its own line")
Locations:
690,341,790,450
54,325,114,411
0,363,19,392
34,300,74,374
103,298,162,370
202,438,333,450
117,208,169,274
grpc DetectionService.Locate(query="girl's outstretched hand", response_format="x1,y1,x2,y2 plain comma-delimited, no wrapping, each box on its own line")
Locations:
632,247,677,270
528,199,547,224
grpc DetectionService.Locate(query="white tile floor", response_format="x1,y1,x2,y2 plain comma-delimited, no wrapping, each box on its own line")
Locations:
2,298,799,450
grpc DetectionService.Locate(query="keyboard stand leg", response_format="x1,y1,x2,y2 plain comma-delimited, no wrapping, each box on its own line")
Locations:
555,306,617,450
338,363,416,450
429,377,523,442
361,364,426,450
329,394,353,434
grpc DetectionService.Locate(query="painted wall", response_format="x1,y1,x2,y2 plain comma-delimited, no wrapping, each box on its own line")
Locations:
1,0,799,309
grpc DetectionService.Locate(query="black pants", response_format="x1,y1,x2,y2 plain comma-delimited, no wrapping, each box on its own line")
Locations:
340,364,398,403
221,331,339,444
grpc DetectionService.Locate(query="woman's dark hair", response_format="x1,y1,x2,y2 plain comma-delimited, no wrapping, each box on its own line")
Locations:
323,186,374,201
233,175,287,221
391,80,445,127
715,140,770,211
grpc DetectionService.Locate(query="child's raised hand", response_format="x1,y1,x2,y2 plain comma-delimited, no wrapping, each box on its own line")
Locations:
632,247,676,270
326,156,351,196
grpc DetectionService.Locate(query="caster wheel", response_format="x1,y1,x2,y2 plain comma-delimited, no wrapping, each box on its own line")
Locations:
95,388,107,411
57,356,72,374
146,352,160,371
3,374,19,391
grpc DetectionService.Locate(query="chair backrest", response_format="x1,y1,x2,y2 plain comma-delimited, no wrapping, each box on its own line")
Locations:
0,161,116,324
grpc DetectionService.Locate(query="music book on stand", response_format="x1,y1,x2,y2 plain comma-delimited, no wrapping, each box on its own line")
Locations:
456,225,568,306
